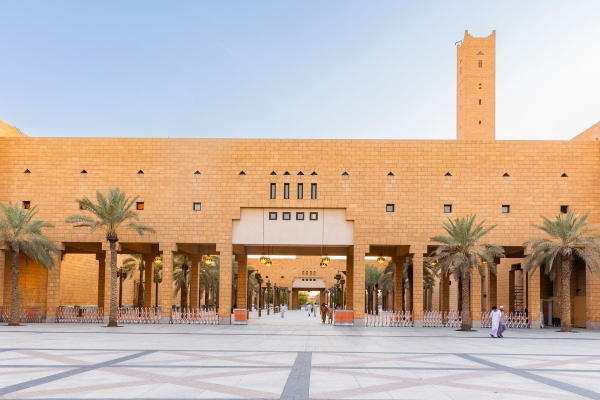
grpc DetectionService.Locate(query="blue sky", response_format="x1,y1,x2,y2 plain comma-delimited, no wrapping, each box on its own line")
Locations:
1,1,599,140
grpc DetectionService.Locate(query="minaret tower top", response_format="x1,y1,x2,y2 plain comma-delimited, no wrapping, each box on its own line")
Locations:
456,30,496,140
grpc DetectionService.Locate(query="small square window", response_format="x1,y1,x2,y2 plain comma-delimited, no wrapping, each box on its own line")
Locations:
311,183,317,200
479,99,482,105
297,183,303,199
193,202,201,211
296,212,304,220
561,205,568,214
478,60,482,68
502,205,510,214
270,183,276,199
282,212,291,220
136,202,144,210
79,204,87,210
310,212,318,220
23,201,31,209
269,212,277,220
386,204,395,212
444,204,452,213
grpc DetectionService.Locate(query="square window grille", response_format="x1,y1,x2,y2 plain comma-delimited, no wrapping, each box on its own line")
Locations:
386,204,395,212
136,202,144,211
193,202,201,211
561,205,569,214
296,212,304,220
502,205,510,213
23,201,31,209
269,212,277,220
282,212,291,220
310,212,318,220
444,204,452,213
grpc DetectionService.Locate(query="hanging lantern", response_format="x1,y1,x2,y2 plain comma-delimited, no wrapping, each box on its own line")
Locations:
154,255,162,264
204,254,213,265
430,260,437,267
260,254,267,264
323,256,330,264
481,260,488,266
265,258,272,267
377,255,385,264
320,259,327,269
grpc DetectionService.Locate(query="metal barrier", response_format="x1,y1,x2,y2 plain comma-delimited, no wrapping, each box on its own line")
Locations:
170,308,219,324
0,306,42,323
365,310,413,327
118,307,161,324
480,311,531,329
56,306,104,323
423,311,462,328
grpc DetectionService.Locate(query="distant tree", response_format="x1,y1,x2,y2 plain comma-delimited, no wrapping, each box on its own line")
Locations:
120,254,144,308
298,291,308,306
0,203,60,326
173,254,190,309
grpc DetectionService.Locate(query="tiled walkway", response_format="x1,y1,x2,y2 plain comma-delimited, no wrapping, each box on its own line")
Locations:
0,310,599,399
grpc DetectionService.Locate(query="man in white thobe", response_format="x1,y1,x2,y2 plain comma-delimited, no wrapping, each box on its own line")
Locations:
280,303,286,318
490,306,501,338
307,303,313,316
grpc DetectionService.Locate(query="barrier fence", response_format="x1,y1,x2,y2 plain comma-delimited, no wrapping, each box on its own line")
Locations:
481,311,531,329
56,306,104,323
170,308,219,324
365,311,414,327
0,306,42,323
118,307,161,324
423,311,463,328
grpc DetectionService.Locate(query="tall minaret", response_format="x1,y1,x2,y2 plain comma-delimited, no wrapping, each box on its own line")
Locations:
456,30,496,140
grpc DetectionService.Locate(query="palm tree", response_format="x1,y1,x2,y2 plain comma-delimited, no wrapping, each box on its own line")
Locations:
120,254,145,308
431,215,504,331
66,188,155,327
365,263,383,313
0,202,60,326
523,210,600,332
173,254,190,309
399,256,437,311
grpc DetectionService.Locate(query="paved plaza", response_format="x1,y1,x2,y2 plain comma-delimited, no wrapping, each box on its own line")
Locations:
0,310,599,399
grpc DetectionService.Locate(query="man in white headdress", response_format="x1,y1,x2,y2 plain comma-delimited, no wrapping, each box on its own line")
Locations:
280,303,287,318
490,305,501,338
498,305,507,337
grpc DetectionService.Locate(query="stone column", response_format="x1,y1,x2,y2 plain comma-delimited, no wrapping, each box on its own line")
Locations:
292,289,298,309
0,249,5,306
470,270,483,328
143,256,154,308
97,253,106,308
159,248,174,322
528,266,541,328
411,245,426,327
45,250,63,322
190,257,200,309
217,243,232,324
441,275,450,311
236,253,248,309
393,256,405,311
346,247,354,310
352,244,367,323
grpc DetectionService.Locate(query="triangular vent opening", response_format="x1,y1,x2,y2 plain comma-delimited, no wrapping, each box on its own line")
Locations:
270,171,277,176
239,171,246,176
194,170,201,175
24,169,30,173
445,172,452,177
81,170,87,174
297,171,304,176
477,51,484,55
311,171,318,176
561,173,568,178
283,171,290,175
342,171,349,176
388,172,394,177
503,173,510,177
137,170,144,175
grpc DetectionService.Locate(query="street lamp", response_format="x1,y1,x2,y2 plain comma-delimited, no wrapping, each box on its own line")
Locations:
154,267,162,311
340,277,346,309
375,282,379,315
117,267,127,308
274,284,279,309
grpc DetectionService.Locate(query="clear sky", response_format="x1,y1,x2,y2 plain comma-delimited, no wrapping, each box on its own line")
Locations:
1,1,599,140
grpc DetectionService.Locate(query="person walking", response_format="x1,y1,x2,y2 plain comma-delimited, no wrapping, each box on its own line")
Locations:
280,303,286,318
320,303,327,323
307,303,313,317
498,305,507,338
327,304,334,324
490,306,501,338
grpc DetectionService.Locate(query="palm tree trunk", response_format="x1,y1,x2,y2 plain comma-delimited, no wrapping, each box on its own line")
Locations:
181,272,188,309
9,250,21,326
108,240,118,327
560,256,573,332
461,268,471,331
137,267,144,309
